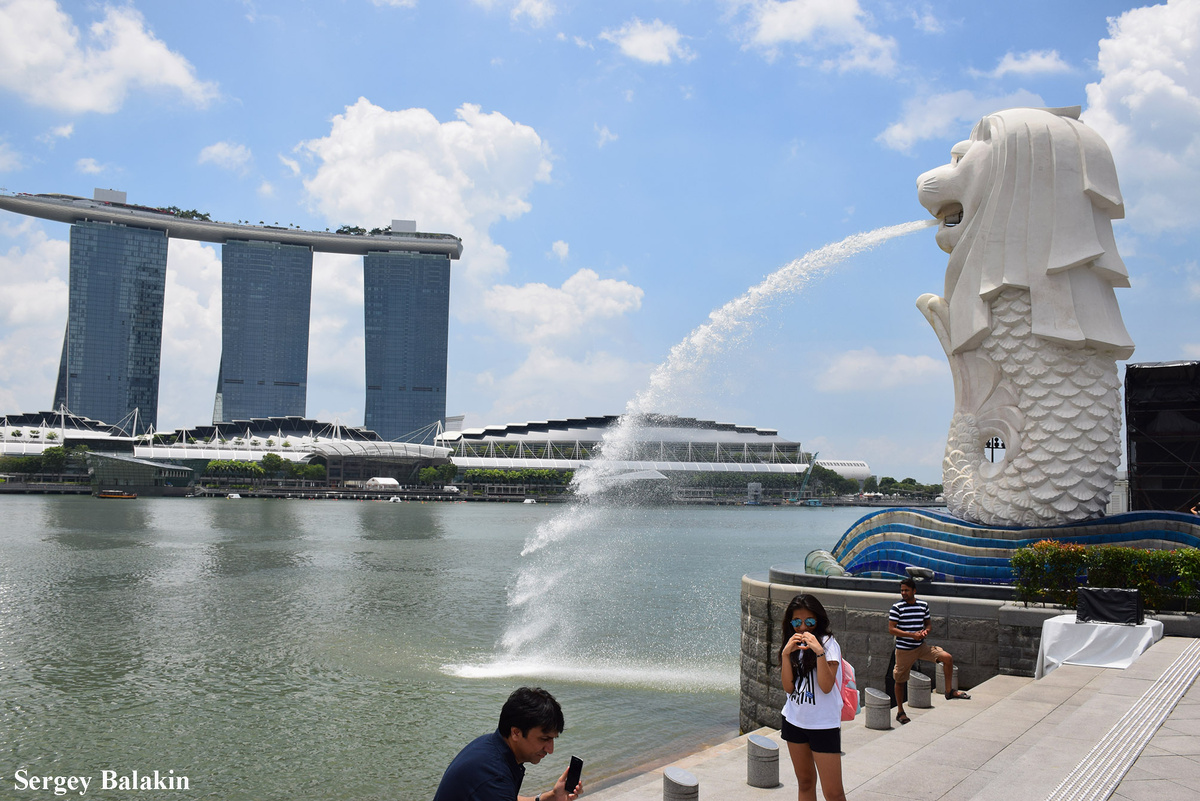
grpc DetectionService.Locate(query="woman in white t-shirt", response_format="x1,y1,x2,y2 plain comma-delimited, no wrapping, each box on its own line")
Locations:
779,593,846,801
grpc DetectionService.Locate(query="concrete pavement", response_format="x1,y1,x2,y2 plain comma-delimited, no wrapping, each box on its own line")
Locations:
589,636,1200,801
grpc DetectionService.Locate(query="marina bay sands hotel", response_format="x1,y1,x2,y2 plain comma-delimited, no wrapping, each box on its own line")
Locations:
0,190,462,441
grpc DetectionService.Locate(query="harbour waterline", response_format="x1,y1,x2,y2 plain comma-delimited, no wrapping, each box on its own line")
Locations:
0,495,866,799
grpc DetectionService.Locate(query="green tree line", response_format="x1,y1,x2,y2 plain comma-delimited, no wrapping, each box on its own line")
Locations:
462,469,574,485
0,445,90,477
863,476,943,497
204,456,325,482
418,464,458,485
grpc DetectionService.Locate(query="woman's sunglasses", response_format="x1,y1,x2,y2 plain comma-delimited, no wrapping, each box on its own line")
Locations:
790,617,817,629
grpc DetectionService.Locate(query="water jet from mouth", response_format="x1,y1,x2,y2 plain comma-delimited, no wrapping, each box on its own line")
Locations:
456,218,936,681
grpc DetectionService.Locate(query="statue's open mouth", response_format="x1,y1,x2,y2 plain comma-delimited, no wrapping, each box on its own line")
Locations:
941,203,964,227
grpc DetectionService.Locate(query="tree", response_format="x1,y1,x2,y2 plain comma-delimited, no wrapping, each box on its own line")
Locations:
260,453,286,476
41,446,67,475
862,475,879,493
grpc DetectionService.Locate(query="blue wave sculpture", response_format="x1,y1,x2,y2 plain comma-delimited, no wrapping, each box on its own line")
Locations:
818,508,1200,584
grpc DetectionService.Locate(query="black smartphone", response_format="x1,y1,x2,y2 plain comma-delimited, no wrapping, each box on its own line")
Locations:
564,755,583,792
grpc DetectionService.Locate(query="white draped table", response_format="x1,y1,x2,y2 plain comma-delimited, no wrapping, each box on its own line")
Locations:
1034,613,1164,679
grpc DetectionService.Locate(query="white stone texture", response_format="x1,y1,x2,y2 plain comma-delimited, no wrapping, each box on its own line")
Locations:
916,107,1134,527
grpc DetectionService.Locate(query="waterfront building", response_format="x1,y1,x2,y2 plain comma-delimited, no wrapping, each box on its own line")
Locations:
439,415,872,481
363,250,451,443
0,410,136,456
86,452,194,497
52,220,167,434
0,191,462,438
138,416,451,487
214,240,313,423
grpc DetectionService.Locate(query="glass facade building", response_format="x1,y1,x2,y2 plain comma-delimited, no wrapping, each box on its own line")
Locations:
213,240,313,423
363,251,451,443
52,221,168,435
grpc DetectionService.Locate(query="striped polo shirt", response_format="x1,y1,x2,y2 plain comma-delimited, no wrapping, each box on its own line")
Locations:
889,599,930,650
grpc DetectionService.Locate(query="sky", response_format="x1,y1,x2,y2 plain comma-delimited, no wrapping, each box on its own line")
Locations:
0,0,1197,483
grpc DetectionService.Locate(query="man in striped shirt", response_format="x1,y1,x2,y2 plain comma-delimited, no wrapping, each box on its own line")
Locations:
889,577,970,725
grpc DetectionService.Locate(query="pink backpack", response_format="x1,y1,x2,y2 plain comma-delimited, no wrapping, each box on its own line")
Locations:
840,658,860,721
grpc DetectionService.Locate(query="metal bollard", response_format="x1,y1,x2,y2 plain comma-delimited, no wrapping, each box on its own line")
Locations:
747,733,780,788
936,664,959,695
909,671,932,708
664,766,698,800
865,687,891,730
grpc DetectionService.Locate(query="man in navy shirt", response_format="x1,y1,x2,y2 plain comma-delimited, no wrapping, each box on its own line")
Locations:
889,577,970,725
433,687,582,801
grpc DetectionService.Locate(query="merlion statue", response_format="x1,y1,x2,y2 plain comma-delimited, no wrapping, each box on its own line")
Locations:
916,106,1135,527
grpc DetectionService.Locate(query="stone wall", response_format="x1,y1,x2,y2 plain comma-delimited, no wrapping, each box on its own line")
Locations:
740,573,1055,732
741,571,1200,732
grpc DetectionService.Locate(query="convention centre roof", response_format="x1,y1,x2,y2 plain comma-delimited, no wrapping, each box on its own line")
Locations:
1,410,136,455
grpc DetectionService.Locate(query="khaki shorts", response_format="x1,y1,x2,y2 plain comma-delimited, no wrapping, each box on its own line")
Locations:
893,643,948,682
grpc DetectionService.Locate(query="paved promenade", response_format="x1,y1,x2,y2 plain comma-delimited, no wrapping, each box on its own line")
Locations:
590,636,1200,801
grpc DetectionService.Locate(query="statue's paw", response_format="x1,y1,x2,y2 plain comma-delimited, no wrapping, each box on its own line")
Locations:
916,294,953,356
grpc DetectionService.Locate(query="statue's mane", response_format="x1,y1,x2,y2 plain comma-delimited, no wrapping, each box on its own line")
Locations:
944,107,1135,358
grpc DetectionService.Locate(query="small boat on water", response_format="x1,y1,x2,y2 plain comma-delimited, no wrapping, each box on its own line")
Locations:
523,498,537,504
96,489,138,499
227,493,242,499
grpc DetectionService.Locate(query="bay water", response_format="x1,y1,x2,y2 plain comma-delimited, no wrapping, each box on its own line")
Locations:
0,495,866,799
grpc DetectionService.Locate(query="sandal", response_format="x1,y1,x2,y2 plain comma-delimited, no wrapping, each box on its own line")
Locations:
896,712,910,725
946,690,971,700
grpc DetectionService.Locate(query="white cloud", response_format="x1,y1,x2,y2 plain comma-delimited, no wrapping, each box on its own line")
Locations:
472,347,653,426
257,181,274,198
832,434,946,479
876,88,1044,152
371,0,417,6
306,252,366,425
989,49,1070,78
551,240,569,261
909,5,942,34
815,347,946,392
37,123,74,145
198,141,252,173
732,0,897,75
483,269,643,344
573,36,593,50
512,0,555,27
0,140,21,171
0,219,69,413
0,0,217,114
596,124,618,148
299,99,552,300
155,239,221,431
470,0,555,27
1084,0,1200,233
600,18,695,65
75,157,104,174
295,100,648,429
279,154,301,176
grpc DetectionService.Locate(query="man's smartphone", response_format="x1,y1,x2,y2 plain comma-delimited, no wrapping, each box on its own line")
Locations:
564,756,583,792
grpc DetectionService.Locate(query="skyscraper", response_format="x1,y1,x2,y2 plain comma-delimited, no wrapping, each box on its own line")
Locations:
52,220,168,434
1,191,462,437
363,250,452,443
213,240,313,423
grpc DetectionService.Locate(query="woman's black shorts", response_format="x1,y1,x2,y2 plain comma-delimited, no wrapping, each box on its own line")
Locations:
780,717,841,754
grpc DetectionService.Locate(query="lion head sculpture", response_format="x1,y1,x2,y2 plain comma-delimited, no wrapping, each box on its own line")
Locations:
916,106,1134,359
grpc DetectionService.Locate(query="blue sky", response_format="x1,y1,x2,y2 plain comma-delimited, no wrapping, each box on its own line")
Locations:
0,0,1196,482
